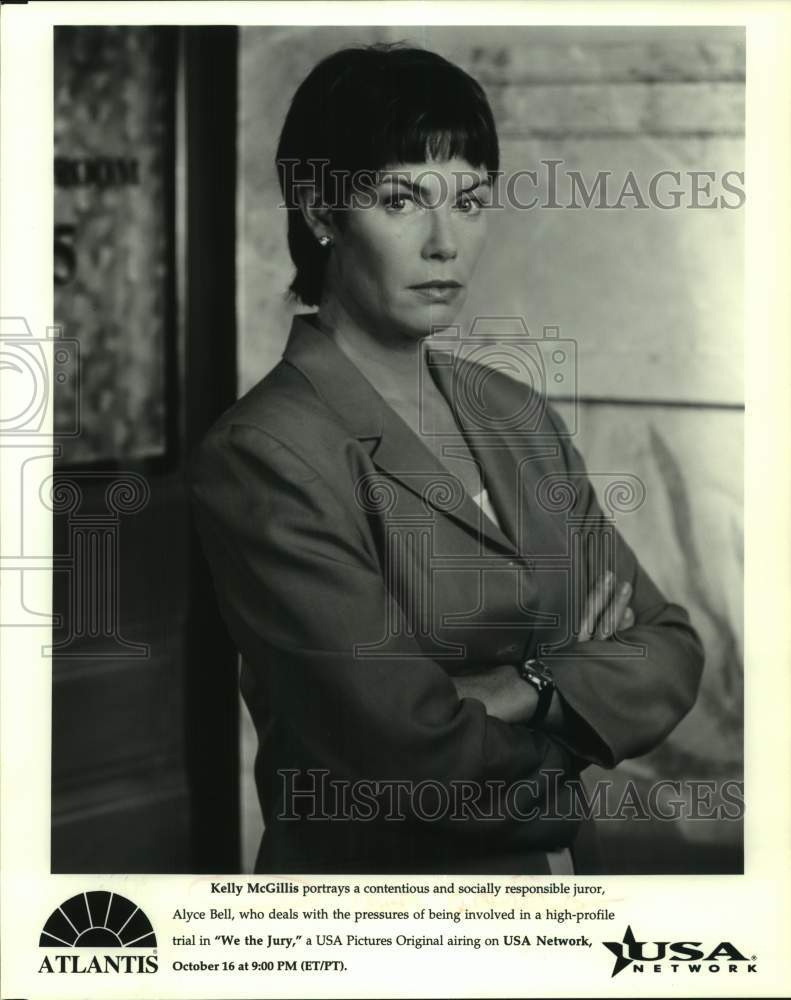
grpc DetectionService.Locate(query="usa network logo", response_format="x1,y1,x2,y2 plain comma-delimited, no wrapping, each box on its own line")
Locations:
38,891,158,974
603,926,757,977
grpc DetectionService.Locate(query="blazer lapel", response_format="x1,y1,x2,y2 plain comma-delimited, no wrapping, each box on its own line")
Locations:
426,349,525,551
426,349,564,558
371,404,517,554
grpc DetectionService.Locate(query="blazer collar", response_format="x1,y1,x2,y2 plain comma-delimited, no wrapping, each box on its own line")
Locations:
282,313,519,554
283,313,384,441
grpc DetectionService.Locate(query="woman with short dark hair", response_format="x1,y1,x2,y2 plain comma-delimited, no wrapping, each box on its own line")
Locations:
276,44,500,306
189,43,703,874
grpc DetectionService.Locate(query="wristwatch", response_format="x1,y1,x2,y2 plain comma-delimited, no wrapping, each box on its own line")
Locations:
517,657,555,726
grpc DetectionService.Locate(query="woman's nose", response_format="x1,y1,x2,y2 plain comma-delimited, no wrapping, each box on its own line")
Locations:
422,210,458,261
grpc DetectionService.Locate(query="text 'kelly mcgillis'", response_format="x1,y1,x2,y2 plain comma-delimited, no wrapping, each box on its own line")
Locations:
206,880,604,897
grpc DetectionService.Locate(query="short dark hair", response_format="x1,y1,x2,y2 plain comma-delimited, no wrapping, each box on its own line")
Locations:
275,43,500,306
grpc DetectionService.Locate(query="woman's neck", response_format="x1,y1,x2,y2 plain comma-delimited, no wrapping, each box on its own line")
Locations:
315,296,428,402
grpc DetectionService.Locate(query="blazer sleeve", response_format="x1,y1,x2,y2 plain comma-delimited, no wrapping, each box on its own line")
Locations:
539,404,705,768
188,420,594,840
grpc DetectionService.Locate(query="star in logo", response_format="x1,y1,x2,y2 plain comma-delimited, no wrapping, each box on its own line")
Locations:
603,925,638,977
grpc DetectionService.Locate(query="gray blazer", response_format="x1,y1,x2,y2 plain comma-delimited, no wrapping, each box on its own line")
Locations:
188,314,704,874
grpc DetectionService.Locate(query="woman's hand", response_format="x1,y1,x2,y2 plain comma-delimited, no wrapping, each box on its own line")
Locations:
578,571,634,642
451,664,538,724
451,572,635,723
452,666,569,729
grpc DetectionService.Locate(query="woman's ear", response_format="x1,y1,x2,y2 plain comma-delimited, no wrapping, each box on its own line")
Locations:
297,187,333,245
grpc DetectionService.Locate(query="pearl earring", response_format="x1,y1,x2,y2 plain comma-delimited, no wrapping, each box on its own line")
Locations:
318,235,332,248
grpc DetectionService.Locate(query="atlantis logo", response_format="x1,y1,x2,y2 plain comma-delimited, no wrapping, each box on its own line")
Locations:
38,891,158,974
603,926,756,977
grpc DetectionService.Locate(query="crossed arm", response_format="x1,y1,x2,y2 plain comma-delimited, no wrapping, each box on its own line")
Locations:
452,571,636,727
188,414,704,863
454,401,706,765
191,418,703,781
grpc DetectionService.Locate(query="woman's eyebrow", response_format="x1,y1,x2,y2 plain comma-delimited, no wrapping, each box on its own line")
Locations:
377,172,491,197
376,173,428,196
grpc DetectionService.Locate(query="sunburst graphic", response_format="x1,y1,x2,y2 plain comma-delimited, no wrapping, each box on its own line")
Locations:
40,891,156,948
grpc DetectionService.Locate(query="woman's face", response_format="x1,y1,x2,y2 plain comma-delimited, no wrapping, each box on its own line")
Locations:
323,157,491,343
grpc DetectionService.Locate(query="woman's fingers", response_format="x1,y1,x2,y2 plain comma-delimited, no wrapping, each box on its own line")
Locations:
578,571,616,641
578,573,636,642
595,581,632,639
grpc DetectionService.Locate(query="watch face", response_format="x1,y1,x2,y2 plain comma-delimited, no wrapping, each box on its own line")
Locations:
525,659,554,687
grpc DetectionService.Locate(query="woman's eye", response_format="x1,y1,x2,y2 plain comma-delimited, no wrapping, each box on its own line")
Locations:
455,193,483,215
383,193,417,213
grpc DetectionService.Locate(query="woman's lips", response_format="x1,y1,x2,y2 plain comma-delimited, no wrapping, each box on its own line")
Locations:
408,281,463,302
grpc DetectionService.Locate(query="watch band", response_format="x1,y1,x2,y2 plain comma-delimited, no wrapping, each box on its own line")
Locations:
517,658,555,726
